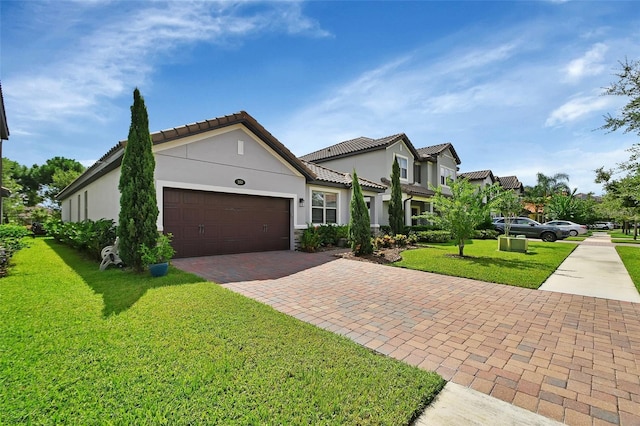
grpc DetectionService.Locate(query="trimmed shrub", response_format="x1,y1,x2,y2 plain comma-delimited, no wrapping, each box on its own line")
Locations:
45,219,117,260
0,225,31,277
299,224,321,252
415,230,452,243
473,229,499,240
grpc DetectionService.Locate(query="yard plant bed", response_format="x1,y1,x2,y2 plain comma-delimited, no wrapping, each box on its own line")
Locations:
394,239,577,289
1,239,443,425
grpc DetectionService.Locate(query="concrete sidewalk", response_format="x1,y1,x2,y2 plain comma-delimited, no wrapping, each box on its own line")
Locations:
539,232,640,303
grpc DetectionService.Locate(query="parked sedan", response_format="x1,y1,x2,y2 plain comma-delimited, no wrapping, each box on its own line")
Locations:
591,221,615,230
543,220,588,237
493,217,569,242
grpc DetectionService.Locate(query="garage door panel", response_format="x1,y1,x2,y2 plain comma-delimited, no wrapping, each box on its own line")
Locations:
164,188,290,258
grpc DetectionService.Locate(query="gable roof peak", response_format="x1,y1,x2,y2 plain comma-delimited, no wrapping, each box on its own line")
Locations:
416,142,461,165
300,132,418,163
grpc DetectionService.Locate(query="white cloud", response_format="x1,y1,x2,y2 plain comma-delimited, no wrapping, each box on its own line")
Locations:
3,1,329,129
563,43,608,82
545,93,613,127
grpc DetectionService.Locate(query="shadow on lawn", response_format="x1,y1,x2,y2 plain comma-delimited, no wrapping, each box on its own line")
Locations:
45,239,206,317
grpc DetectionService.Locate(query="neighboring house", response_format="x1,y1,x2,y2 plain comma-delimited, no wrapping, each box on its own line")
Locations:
496,175,524,196
457,169,499,205
57,111,385,258
301,137,461,226
458,170,498,188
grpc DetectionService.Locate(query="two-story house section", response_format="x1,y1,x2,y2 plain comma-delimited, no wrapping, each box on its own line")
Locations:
410,143,462,224
496,175,524,196
301,135,462,228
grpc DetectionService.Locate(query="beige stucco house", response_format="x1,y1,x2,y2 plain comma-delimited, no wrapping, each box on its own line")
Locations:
300,137,461,227
58,112,385,258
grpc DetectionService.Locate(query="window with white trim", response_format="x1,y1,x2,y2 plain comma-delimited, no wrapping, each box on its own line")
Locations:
440,166,455,186
311,190,337,224
395,155,408,180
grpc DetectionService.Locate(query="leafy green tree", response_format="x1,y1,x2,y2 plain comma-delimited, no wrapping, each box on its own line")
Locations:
117,88,159,272
494,189,523,237
348,170,373,255
595,58,640,234
388,157,404,235
423,177,498,256
2,158,25,224
12,157,84,207
545,191,598,224
600,58,640,137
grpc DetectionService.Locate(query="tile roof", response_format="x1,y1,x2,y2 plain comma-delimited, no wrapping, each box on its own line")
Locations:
380,178,435,197
300,133,419,162
416,143,461,165
497,175,523,190
151,111,314,180
302,160,386,191
458,170,496,181
59,111,387,199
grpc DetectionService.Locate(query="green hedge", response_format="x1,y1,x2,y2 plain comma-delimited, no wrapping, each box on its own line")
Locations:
0,225,31,277
473,229,499,240
45,219,117,260
414,230,452,243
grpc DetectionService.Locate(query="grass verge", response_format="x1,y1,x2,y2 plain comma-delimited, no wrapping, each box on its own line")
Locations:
1,239,444,425
610,231,640,244
395,239,576,289
616,246,640,293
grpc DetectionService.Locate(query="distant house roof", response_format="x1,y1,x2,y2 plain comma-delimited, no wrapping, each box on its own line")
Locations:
458,170,496,182
300,133,420,163
302,160,386,191
497,175,523,191
415,143,461,165
0,82,8,141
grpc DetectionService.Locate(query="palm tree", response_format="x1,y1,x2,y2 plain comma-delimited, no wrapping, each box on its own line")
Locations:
524,173,570,222
535,172,570,197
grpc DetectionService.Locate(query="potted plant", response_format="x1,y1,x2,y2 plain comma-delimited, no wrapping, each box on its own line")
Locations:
140,233,176,277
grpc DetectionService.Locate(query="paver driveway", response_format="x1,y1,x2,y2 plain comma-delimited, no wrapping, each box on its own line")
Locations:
176,252,640,426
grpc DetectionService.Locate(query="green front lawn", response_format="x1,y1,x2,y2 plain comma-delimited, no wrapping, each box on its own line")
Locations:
616,246,640,293
610,230,640,244
395,240,577,289
1,239,443,425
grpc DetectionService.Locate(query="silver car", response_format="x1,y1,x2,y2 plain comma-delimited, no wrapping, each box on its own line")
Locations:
544,220,588,236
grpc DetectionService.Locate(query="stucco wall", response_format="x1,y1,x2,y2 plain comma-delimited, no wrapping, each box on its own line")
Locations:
60,168,120,223
154,128,308,232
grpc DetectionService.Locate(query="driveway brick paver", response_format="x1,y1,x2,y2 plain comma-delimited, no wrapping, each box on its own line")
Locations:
178,253,640,425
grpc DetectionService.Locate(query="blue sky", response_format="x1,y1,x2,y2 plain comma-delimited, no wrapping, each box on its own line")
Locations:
2,1,639,195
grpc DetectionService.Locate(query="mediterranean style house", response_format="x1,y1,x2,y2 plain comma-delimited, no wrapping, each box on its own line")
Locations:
457,170,524,197
300,137,461,226
57,112,385,258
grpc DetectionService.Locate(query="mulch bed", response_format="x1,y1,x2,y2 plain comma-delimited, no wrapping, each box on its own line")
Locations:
334,247,409,264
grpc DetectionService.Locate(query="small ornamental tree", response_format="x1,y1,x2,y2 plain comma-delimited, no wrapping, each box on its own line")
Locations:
117,88,159,272
388,157,404,235
495,189,523,237
349,170,373,255
422,178,498,257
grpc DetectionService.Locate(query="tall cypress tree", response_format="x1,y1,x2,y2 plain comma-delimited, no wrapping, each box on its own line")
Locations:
118,88,159,272
349,170,373,255
388,157,404,235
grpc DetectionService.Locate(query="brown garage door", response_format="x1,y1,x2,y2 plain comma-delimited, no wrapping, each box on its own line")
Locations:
163,188,290,258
